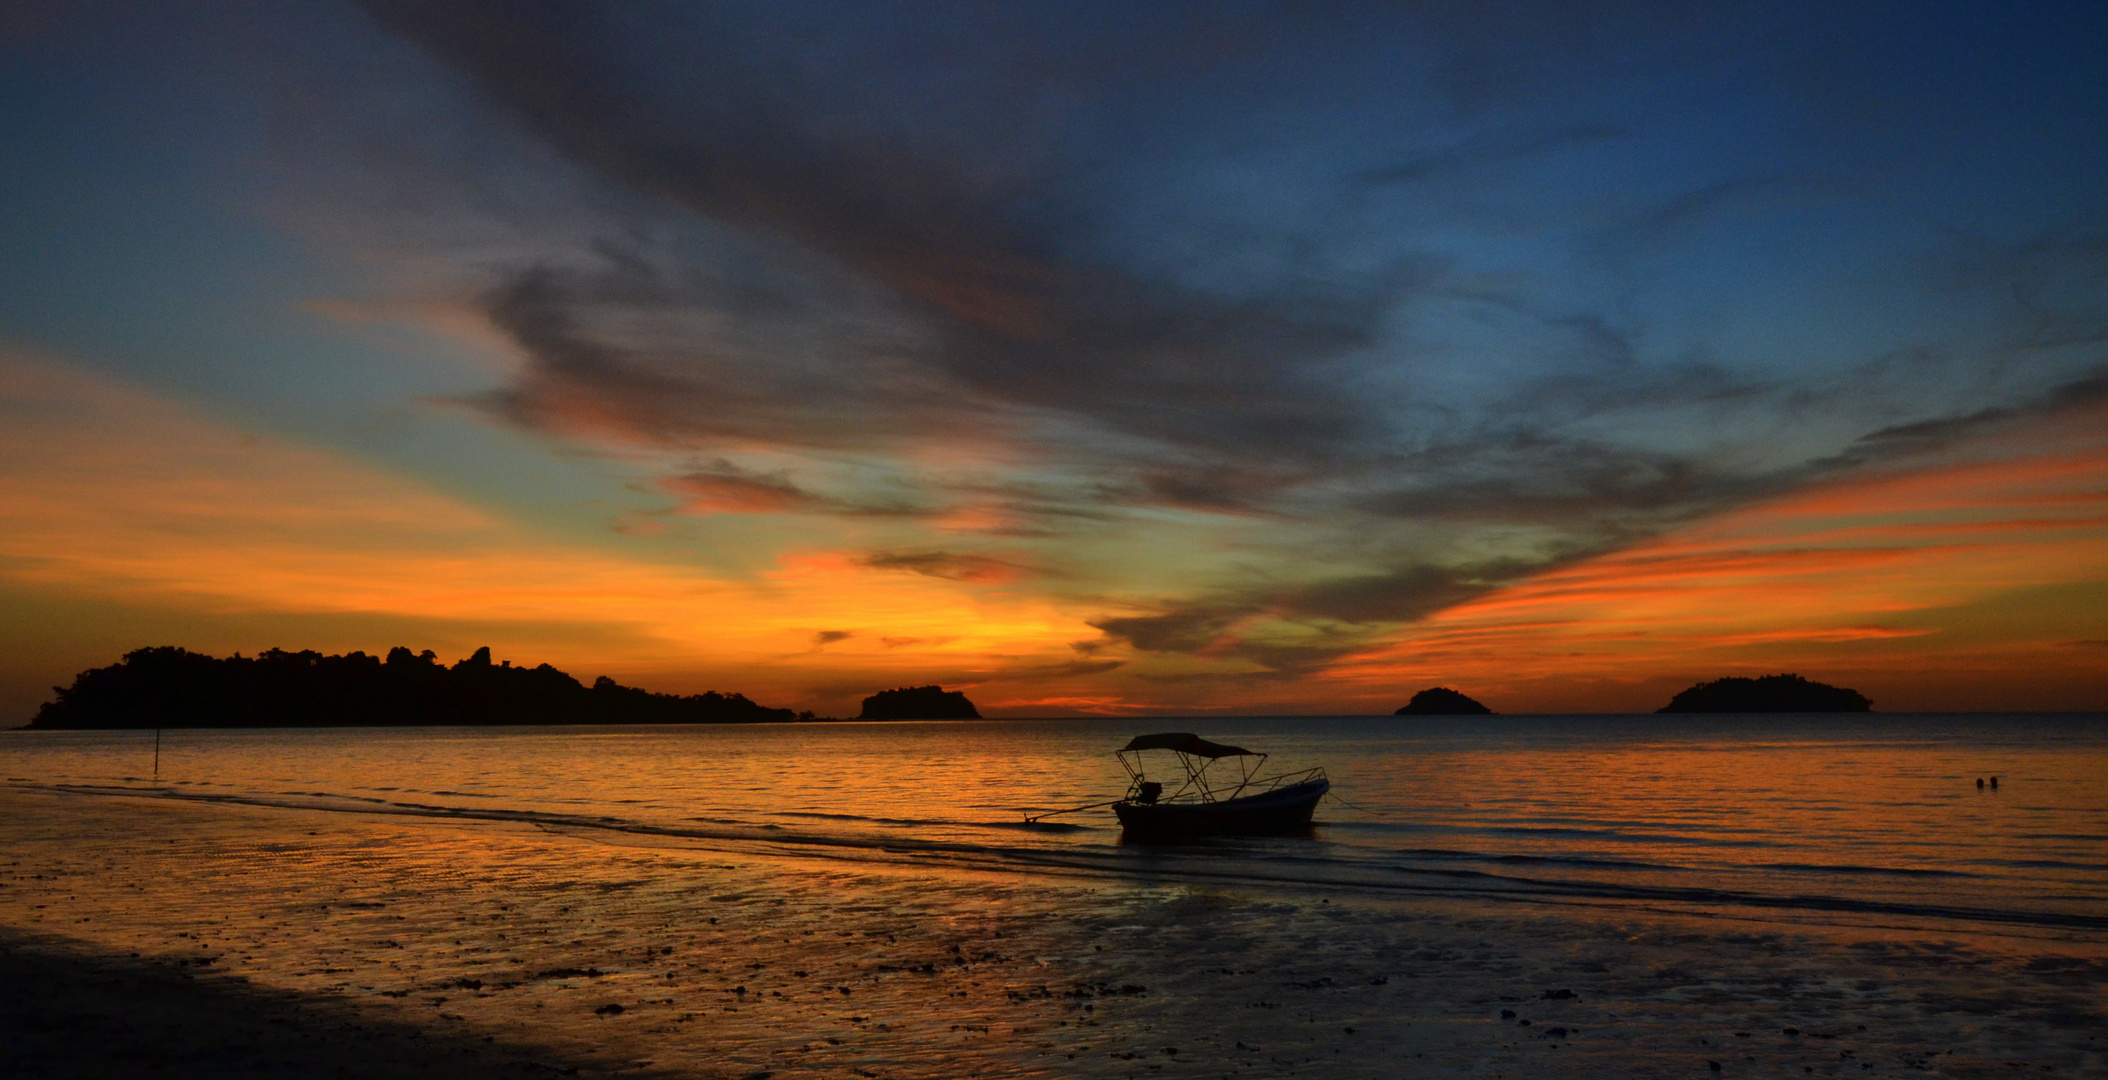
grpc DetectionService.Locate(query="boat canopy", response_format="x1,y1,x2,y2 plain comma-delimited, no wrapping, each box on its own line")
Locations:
1119,733,1257,758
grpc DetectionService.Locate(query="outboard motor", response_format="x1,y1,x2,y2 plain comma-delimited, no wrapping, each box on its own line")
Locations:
1136,781,1163,805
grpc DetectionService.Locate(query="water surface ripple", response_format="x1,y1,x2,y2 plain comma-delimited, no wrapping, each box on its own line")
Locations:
7,714,2103,931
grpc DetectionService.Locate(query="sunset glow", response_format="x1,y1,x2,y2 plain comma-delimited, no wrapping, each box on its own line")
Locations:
3,3,2104,716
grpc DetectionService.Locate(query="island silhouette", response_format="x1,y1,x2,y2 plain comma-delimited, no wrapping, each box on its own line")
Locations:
1656,674,1872,713
1394,687,1494,715
856,685,981,720
26,646,804,729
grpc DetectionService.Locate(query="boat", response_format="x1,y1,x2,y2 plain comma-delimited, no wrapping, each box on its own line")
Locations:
1109,733,1328,838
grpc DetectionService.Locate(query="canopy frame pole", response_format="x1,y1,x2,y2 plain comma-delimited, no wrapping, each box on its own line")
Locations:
1226,752,1266,800
1176,750,1211,803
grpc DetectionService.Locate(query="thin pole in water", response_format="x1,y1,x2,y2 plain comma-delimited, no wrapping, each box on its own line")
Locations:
153,727,161,782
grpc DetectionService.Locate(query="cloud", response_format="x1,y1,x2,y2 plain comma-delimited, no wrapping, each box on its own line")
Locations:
664,466,821,515
859,551,1033,584
1082,554,1586,680
1090,608,1248,655
354,1,1406,469
811,630,852,646
1283,559,1552,625
1356,125,1629,187
307,1,2108,693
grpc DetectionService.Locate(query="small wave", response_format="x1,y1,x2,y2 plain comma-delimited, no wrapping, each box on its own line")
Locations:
1977,858,2108,872
1396,847,1675,871
994,821,1092,834
1356,821,1783,848
776,810,953,827
1756,862,1977,879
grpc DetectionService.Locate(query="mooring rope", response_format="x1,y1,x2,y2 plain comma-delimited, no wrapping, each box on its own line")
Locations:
1323,790,1390,815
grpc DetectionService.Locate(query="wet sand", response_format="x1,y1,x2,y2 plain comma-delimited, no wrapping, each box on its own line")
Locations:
2,787,2103,1078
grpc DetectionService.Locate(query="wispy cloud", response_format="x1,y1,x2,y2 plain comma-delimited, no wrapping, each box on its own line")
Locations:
859,551,1034,584
181,1,2108,705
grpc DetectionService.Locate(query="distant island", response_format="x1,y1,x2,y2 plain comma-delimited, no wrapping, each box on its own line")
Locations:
26,646,806,729
1394,687,1494,715
1657,674,1872,713
858,685,980,720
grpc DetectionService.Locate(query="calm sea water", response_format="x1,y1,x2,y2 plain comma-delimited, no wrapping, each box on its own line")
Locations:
6,715,2104,932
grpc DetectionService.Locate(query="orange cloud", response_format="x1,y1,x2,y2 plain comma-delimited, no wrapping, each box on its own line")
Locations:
1320,404,2108,712
663,468,817,514
0,353,1099,715
6,348,2101,718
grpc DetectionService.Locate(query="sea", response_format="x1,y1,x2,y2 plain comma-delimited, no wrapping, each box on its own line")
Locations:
8,713,2104,933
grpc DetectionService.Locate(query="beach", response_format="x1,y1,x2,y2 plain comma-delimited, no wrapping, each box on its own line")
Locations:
3,727,2103,1079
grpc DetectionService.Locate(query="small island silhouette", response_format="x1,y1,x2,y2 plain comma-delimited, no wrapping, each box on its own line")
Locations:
1394,687,1494,715
1657,674,1872,713
26,645,803,729
857,685,980,720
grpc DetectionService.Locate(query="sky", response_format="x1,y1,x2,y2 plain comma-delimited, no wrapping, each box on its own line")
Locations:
2,0,2104,718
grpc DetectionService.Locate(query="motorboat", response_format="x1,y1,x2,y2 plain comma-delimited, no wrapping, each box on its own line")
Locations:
1108,732,1328,838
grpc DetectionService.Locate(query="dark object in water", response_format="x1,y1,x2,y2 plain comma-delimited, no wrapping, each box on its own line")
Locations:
1656,673,1872,713
1989,776,1999,789
856,685,980,720
1394,687,1494,715
1977,778,1985,789
1109,733,1328,839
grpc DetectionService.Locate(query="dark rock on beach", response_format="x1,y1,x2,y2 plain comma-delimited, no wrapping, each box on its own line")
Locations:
1656,673,1872,713
1394,687,1494,715
856,685,981,720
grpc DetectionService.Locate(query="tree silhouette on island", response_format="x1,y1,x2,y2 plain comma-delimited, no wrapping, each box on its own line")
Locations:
26,646,801,729
1394,687,1494,715
856,685,981,720
1656,674,1872,713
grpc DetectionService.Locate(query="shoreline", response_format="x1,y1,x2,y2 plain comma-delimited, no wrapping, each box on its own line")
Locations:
3,787,2102,1077
19,710,2108,731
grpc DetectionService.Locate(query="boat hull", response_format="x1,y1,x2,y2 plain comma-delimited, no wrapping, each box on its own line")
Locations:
1113,777,1329,838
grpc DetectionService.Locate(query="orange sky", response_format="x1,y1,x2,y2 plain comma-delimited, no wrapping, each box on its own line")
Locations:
1317,405,2108,713
2,351,2104,719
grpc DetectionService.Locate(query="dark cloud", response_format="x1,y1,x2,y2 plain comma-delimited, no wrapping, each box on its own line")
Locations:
658,462,929,518
662,464,824,515
327,1,2108,662
1357,125,1629,187
811,630,853,646
1815,367,2108,472
1089,608,1248,655
859,551,1033,584
975,657,1128,682
1088,551,1608,675
361,0,1404,472
1359,444,1725,524
1283,559,1551,625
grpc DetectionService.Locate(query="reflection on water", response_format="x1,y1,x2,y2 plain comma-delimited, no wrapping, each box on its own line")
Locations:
5,714,2105,928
